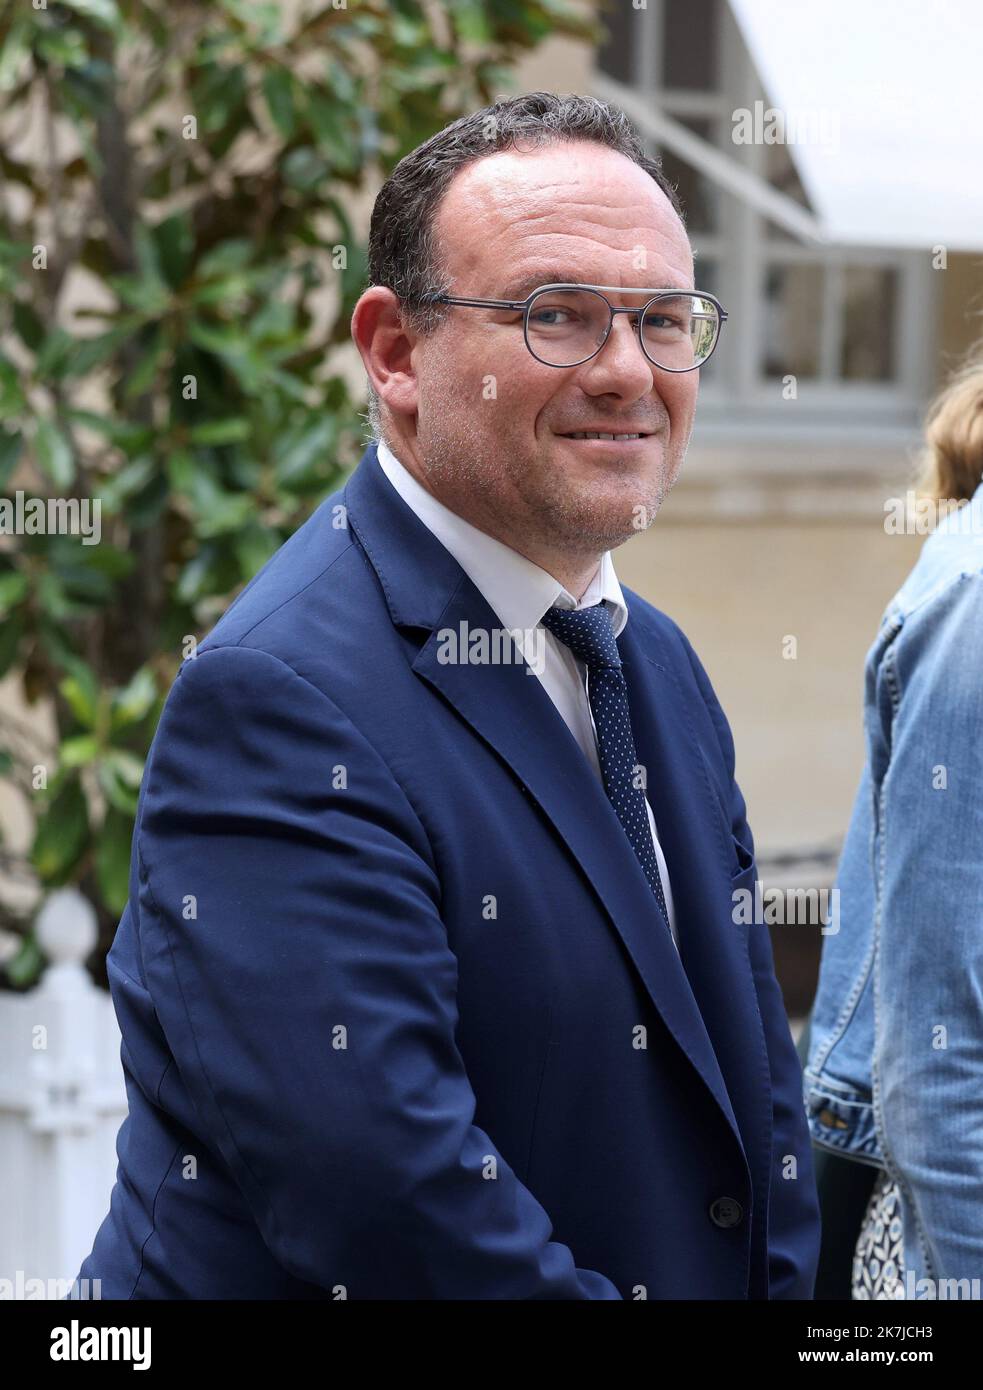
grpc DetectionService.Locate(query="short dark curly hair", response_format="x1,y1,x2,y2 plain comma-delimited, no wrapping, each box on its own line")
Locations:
361,91,683,442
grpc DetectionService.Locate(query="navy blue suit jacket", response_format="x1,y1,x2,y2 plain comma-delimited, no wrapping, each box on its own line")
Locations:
76,441,820,1299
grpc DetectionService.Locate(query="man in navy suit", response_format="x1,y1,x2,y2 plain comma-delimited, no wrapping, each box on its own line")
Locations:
75,93,820,1299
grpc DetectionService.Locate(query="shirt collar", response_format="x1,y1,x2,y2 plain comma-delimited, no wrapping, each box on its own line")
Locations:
374,438,629,638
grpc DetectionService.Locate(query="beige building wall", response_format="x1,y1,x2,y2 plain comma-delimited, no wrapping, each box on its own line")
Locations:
614,490,922,858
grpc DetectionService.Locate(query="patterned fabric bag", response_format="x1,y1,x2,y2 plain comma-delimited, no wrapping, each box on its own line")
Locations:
851,1167,905,1299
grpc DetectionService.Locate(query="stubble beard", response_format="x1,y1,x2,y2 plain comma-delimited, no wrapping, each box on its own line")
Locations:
418,414,683,557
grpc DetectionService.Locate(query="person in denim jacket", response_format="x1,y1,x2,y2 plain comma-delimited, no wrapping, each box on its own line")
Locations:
805,347,983,1298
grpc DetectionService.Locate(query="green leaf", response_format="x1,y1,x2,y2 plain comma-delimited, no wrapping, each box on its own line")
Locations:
392,10,430,45
187,417,251,446
97,456,157,514
175,546,217,604
0,428,23,486
323,57,357,106
153,212,195,290
95,806,134,915
109,269,171,316
37,621,86,682
0,355,27,417
110,667,157,729
35,328,78,381
192,63,248,134
0,571,29,614
61,58,115,122
125,470,169,529
0,21,32,95
282,146,330,191
59,734,100,769
12,300,45,351
122,326,168,399
65,408,153,454
61,538,132,581
4,933,45,989
68,326,133,376
307,89,348,151
31,776,90,882
102,748,145,787
263,67,297,139
165,448,196,494
96,754,141,815
196,240,255,278
133,221,163,285
0,611,25,677
57,0,122,30
38,572,75,620
192,488,255,538
273,416,337,487
34,419,76,487
59,666,100,728
36,26,89,69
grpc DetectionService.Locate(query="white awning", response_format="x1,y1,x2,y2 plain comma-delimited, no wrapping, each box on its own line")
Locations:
727,0,983,251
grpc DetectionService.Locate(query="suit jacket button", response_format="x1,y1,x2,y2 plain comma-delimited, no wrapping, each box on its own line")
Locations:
709,1196,744,1228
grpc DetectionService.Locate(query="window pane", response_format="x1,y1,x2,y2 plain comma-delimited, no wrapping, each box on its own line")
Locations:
662,0,719,90
597,0,634,83
840,267,897,380
762,264,824,378
658,118,718,233
693,259,718,297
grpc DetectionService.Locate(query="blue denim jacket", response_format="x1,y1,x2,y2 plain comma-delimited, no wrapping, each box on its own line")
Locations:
805,479,983,1285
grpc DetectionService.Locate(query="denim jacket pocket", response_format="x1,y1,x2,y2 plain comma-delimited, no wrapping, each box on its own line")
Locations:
803,1076,884,1167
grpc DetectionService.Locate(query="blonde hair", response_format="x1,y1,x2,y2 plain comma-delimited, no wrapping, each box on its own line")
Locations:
916,341,983,504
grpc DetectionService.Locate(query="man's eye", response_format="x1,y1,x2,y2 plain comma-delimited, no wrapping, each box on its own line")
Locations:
529,308,576,326
644,314,686,332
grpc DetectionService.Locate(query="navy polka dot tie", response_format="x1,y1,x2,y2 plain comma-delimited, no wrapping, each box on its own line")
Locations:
540,603,671,935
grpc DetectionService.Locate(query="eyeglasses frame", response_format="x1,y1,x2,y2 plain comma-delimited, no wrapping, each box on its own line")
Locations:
418,282,729,372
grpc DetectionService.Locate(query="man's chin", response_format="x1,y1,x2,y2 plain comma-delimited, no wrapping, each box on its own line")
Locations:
544,506,662,553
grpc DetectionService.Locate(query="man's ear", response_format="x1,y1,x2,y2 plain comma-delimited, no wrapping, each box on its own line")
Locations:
351,287,420,423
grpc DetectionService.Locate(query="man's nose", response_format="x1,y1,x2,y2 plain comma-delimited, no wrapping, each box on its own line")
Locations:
581,311,658,392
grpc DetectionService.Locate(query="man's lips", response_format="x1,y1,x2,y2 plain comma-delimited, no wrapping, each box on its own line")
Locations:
556,428,654,438
555,429,657,446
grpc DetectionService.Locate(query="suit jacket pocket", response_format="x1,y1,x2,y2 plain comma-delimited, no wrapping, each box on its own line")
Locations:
730,833,754,879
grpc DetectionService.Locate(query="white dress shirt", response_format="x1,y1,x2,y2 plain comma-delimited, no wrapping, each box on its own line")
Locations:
375,438,678,948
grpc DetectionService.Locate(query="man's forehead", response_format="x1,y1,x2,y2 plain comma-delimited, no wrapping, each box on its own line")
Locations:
447,141,665,204
434,143,691,291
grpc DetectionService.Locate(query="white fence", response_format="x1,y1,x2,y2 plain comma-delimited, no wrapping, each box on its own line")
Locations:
0,889,126,1299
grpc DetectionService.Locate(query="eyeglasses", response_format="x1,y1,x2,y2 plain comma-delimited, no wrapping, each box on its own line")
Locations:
420,283,728,372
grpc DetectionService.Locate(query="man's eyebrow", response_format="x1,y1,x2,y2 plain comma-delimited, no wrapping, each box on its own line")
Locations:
500,270,576,299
